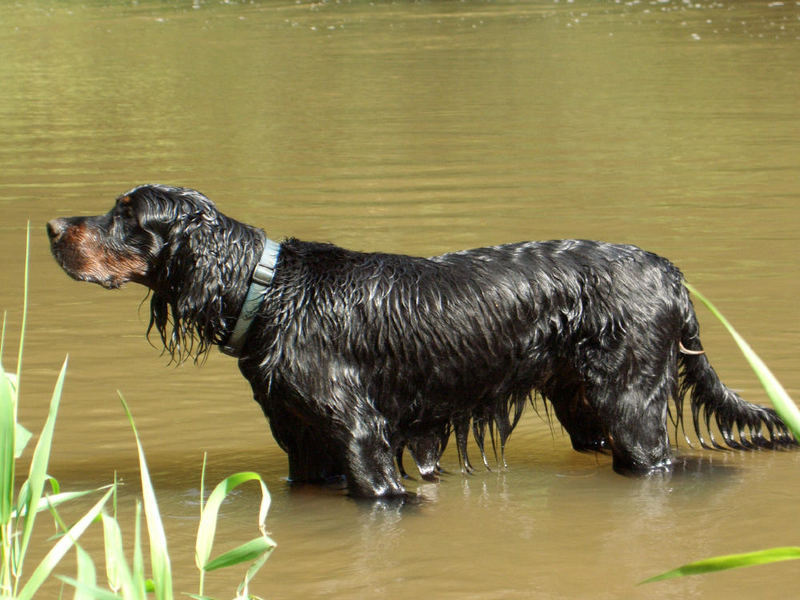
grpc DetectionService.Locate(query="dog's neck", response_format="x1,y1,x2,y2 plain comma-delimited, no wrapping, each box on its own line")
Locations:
147,217,276,362
220,236,281,357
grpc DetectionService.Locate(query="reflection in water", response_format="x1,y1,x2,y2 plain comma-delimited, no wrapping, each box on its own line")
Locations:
352,499,407,596
2,1,800,599
312,453,748,598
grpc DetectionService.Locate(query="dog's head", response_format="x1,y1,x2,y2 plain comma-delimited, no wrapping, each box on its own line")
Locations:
47,184,220,290
48,184,260,360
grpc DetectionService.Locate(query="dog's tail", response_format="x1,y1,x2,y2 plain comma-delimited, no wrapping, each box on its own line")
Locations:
675,283,796,450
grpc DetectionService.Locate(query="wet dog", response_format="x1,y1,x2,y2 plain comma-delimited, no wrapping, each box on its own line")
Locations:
47,184,795,497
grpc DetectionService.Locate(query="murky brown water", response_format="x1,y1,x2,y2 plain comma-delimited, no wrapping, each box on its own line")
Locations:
2,1,800,598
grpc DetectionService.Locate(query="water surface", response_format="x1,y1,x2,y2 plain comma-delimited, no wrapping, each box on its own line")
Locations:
2,1,799,598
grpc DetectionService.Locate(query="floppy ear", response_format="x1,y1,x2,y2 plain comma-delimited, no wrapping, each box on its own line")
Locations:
132,184,264,362
148,198,269,362
147,212,228,361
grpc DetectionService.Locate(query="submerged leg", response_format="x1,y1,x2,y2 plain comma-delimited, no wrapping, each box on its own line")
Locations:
259,398,344,483
341,414,407,498
454,416,475,474
408,437,442,482
472,414,494,471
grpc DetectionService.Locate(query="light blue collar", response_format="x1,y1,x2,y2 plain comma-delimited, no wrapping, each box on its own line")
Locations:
220,237,281,357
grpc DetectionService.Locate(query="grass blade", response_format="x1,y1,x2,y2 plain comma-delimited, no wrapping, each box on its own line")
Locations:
102,512,140,598
641,284,800,586
236,541,275,600
195,472,272,571
58,576,123,600
119,393,173,600
14,423,32,459
0,364,15,527
132,501,146,599
641,546,800,583
684,282,800,437
13,487,111,519
195,471,273,599
17,487,113,600
72,544,98,600
15,222,30,393
17,356,69,572
202,537,276,572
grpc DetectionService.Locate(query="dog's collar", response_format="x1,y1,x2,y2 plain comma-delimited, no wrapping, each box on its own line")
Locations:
220,237,281,358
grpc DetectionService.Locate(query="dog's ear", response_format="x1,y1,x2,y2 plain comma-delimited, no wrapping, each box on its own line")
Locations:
147,208,230,362
133,185,261,362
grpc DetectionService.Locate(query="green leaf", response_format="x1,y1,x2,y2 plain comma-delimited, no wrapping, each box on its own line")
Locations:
58,575,124,600
17,487,113,600
132,501,147,599
195,472,272,571
101,512,139,599
234,538,274,600
684,282,800,438
14,422,32,459
195,471,273,599
16,223,31,390
119,393,173,600
73,544,98,600
641,546,800,583
0,364,16,526
202,537,276,572
18,356,69,573
13,487,110,519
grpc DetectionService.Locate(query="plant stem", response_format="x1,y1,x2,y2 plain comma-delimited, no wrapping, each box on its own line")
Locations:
198,452,208,598
15,223,30,398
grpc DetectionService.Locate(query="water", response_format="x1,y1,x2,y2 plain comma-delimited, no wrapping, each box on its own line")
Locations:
2,1,799,598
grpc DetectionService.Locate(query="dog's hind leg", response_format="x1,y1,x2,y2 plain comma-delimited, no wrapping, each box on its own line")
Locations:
407,438,442,482
454,416,475,474
405,423,450,482
471,414,494,470
396,427,447,481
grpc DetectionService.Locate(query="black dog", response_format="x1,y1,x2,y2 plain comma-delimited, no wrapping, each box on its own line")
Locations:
47,184,795,497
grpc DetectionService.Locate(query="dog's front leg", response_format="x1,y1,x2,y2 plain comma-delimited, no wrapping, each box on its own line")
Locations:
340,414,406,498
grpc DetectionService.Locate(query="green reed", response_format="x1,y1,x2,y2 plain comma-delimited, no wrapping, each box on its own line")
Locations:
682,282,800,438
641,282,800,584
60,395,276,600
1,225,114,599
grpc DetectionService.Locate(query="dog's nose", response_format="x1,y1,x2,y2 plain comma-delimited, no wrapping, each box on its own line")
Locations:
47,219,66,241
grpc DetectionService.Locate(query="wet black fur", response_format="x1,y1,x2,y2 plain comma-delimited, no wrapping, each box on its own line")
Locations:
48,184,796,497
